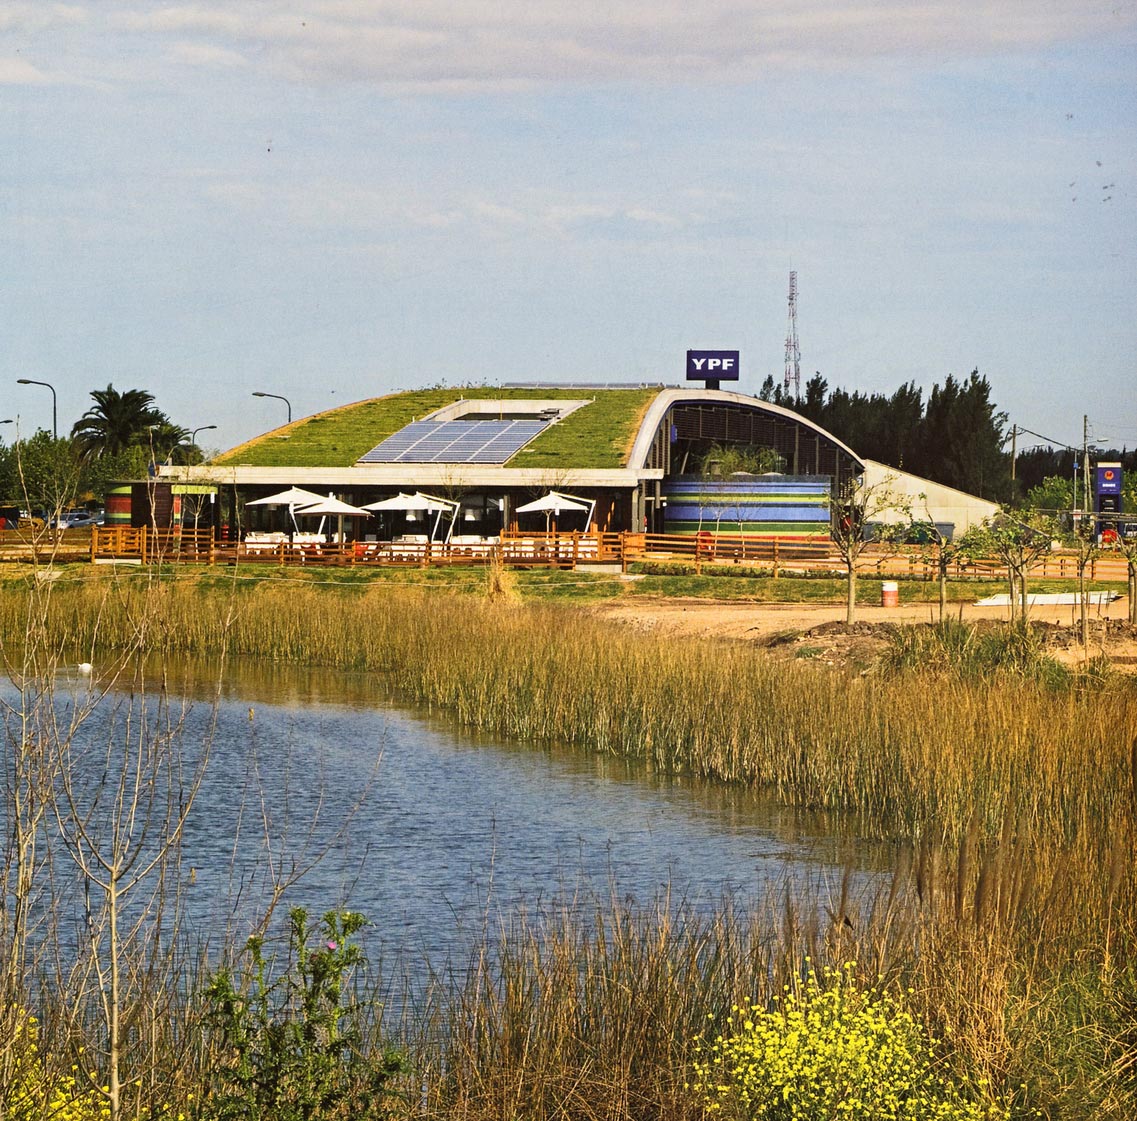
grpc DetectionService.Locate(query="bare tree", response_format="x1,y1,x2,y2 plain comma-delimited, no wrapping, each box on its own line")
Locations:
1117,530,1137,626
52,668,210,1121
959,511,1058,624
830,472,910,625
1066,518,1099,650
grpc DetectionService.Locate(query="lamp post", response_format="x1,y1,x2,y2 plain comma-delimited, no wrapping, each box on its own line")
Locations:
16,379,57,439
189,424,218,470
252,392,292,424
1072,460,1079,530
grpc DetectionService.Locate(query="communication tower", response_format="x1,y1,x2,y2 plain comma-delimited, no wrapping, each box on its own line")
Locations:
783,271,801,397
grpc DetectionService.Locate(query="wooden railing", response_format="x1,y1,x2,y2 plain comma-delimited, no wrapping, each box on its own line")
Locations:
1,526,1132,584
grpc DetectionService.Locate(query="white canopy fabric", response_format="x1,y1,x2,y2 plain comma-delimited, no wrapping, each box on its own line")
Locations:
295,497,372,517
362,492,453,512
515,491,590,515
363,491,459,542
246,487,326,507
515,490,596,533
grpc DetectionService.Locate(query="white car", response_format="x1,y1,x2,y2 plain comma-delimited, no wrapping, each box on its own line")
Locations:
54,510,103,529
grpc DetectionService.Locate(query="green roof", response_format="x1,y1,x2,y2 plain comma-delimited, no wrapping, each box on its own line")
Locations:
216,386,661,469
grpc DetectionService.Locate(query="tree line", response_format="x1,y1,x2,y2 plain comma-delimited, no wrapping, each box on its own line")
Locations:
759,368,1134,509
0,384,206,514
759,369,1012,500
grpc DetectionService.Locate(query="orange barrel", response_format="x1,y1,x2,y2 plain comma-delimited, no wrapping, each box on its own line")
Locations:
881,580,899,607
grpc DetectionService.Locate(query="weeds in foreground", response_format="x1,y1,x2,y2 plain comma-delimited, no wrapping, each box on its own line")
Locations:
3,1013,110,1121
691,962,1008,1120
882,618,1114,688
200,908,408,1121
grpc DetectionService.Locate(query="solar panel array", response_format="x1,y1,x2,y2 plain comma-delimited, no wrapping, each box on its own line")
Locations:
359,419,551,464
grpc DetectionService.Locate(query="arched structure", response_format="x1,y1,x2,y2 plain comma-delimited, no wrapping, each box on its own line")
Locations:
159,385,868,536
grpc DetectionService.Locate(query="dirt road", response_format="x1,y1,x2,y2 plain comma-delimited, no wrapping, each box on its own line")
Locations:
590,594,1137,670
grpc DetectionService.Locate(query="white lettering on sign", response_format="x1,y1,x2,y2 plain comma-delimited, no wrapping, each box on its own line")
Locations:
686,349,740,380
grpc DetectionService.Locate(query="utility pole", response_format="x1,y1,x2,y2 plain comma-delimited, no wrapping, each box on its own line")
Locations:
1009,424,1017,501
1083,415,1091,530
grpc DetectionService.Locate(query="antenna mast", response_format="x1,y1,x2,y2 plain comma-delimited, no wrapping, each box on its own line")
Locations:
783,271,801,397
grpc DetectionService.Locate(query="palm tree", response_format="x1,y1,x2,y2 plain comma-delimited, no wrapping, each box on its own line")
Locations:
146,420,191,467
71,385,168,460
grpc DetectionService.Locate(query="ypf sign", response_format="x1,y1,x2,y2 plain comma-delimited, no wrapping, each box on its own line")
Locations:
1096,463,1123,517
686,350,740,387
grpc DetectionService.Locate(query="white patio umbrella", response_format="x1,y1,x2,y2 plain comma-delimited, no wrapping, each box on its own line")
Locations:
246,486,327,508
245,486,328,533
514,490,595,532
294,496,372,543
361,492,450,512
361,492,459,542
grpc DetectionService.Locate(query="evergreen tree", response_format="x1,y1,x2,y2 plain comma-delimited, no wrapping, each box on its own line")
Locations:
917,370,1009,499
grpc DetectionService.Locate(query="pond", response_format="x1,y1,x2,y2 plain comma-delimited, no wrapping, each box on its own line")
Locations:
34,657,891,977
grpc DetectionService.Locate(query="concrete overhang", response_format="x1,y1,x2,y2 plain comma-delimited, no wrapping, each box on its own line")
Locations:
159,464,663,490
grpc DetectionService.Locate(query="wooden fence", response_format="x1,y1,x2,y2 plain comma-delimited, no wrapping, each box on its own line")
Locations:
0,526,1130,584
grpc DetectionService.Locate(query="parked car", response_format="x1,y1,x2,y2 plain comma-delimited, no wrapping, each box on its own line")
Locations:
52,509,103,529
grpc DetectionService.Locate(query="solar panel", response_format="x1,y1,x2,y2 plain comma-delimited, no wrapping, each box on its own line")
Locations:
359,419,551,464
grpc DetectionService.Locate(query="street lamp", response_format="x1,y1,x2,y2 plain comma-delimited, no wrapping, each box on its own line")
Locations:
252,391,292,424
16,379,57,439
188,424,217,468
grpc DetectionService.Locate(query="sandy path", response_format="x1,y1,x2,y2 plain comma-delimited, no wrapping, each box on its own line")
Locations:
592,595,1134,642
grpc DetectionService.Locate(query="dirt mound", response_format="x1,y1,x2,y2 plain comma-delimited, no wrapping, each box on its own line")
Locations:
592,598,1137,674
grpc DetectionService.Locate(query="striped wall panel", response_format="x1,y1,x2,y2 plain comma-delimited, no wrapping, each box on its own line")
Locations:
663,475,831,536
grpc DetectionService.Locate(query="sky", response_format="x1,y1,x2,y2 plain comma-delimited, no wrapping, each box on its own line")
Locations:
2,2,1135,458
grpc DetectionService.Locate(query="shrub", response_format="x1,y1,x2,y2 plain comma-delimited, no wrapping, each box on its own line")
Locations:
4,1014,109,1121
200,908,407,1121
691,963,1007,1121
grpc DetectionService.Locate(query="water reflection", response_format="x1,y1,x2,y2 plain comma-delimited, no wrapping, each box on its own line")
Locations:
39,657,890,972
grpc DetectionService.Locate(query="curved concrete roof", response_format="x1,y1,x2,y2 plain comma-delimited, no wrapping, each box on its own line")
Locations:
627,387,864,471
165,385,864,490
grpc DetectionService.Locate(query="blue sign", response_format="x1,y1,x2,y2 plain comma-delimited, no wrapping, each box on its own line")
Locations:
686,350,740,381
1097,465,1122,496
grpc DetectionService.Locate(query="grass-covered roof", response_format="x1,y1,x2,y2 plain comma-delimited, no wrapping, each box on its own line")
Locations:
216,386,661,469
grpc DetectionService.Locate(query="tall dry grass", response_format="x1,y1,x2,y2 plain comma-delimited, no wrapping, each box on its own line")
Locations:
6,575,1131,847
2,572,1135,1117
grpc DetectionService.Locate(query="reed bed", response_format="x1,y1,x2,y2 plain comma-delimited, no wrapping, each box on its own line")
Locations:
2,571,1135,1118
7,574,1132,848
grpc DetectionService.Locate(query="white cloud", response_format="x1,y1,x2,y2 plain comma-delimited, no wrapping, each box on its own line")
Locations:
195,172,689,242
0,4,86,34
74,2,1137,90
0,56,51,84
167,40,248,68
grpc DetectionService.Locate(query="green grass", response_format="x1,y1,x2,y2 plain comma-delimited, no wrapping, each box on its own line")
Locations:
22,562,1128,612
215,385,658,468
625,565,1129,605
